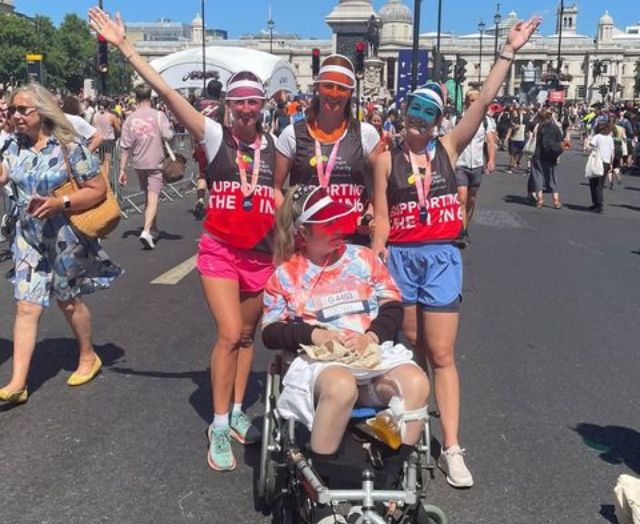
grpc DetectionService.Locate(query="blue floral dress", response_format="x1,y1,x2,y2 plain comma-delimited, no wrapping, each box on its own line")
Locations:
2,135,122,307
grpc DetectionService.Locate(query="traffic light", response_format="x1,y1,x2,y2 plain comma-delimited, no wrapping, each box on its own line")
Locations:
355,41,366,76
97,34,108,74
454,57,467,84
599,85,608,97
608,75,616,90
312,48,320,78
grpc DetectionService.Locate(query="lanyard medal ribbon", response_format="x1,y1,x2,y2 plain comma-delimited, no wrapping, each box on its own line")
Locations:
315,137,342,188
234,134,262,211
409,140,436,224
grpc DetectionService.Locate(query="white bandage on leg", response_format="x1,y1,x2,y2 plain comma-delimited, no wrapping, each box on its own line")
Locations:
388,396,428,440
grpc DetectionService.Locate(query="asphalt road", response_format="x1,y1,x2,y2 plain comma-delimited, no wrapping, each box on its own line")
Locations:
1,146,639,524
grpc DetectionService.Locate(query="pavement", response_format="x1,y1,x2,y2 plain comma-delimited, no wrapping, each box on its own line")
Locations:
1,145,639,524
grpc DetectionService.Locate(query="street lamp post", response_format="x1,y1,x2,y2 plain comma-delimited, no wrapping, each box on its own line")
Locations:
556,0,564,75
478,20,485,84
411,0,422,91
268,15,275,55
556,0,564,116
493,3,501,63
201,0,206,95
436,0,443,54
98,0,107,94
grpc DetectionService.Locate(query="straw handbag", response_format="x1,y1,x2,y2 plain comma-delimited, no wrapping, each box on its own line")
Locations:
54,149,121,239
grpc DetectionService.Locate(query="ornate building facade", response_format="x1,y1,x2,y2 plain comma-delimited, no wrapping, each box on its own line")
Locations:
127,1,640,102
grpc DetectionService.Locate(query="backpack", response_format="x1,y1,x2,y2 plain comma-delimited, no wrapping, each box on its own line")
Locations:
539,123,564,162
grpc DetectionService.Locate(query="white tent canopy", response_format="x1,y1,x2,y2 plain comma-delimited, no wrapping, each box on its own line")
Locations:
149,46,298,97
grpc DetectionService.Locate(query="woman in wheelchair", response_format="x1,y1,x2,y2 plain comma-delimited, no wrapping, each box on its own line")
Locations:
261,185,430,459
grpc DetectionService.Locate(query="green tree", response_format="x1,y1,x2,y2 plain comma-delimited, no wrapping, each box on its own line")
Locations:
104,47,134,95
33,15,65,90
0,13,38,87
53,13,97,93
0,11,133,95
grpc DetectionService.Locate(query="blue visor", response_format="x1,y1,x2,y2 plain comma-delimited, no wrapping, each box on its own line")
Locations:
407,98,442,124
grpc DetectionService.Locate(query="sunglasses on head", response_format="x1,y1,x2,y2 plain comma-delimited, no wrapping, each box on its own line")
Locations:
7,105,37,116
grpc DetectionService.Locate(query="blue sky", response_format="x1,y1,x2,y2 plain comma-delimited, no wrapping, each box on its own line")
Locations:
19,0,639,39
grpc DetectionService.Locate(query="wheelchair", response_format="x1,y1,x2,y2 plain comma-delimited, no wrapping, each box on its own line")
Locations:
257,353,447,524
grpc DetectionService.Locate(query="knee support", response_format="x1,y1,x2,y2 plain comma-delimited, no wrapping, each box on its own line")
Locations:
388,396,428,440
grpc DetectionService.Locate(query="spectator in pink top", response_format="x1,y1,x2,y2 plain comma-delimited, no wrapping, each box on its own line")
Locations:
119,85,174,249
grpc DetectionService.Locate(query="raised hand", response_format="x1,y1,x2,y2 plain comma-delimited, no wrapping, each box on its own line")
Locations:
88,7,126,48
506,16,542,52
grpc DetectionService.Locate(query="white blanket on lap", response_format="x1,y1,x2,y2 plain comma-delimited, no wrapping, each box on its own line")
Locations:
276,341,415,430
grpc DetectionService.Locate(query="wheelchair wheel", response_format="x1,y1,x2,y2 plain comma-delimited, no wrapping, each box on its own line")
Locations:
272,493,298,524
258,358,283,509
414,502,447,524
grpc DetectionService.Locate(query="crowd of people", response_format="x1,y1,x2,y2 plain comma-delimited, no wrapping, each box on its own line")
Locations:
1,7,639,518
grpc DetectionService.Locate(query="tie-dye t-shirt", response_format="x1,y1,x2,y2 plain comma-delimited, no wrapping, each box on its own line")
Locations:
262,245,400,334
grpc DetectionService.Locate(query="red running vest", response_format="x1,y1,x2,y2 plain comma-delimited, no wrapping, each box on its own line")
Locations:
386,141,463,244
203,129,276,252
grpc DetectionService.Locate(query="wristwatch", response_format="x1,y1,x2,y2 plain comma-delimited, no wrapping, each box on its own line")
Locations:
62,196,71,210
499,45,515,61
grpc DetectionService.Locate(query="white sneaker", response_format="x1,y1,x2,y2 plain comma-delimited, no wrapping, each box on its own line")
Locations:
438,445,474,488
139,230,155,250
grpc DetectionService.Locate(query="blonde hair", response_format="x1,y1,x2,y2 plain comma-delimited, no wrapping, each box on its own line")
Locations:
273,186,307,265
464,89,480,105
10,83,76,145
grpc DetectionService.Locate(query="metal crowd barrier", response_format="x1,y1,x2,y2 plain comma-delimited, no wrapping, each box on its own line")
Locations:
109,132,198,218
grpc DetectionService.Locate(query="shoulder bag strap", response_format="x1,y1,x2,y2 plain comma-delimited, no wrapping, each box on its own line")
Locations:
61,146,78,188
156,110,176,161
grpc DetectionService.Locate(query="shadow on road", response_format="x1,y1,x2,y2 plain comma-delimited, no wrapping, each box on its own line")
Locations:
599,504,618,523
504,195,535,207
108,366,266,425
120,228,184,241
0,338,11,368
610,204,640,212
573,422,640,475
563,203,594,212
0,338,125,411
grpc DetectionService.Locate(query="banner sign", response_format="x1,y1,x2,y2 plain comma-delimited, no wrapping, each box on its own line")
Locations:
396,49,429,107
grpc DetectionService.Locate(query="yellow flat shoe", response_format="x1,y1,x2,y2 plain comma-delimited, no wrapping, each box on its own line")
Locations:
67,355,102,386
0,387,28,404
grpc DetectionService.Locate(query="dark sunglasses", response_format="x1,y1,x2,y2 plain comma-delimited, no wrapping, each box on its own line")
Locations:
7,105,37,116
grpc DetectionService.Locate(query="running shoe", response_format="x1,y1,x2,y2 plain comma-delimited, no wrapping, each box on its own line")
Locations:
139,230,155,250
230,411,261,445
207,426,236,471
438,445,474,488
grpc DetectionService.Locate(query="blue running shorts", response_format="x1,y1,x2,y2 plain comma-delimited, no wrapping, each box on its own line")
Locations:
387,243,462,311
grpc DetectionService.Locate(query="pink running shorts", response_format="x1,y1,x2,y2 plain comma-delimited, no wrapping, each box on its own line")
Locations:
197,234,274,293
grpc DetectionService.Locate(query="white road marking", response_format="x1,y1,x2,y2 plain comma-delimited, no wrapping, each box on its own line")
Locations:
151,255,197,285
567,240,605,256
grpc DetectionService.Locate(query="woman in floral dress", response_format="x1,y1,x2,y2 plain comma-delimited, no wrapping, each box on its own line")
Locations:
0,84,122,405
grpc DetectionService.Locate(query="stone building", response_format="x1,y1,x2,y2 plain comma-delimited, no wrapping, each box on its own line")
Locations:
0,0,14,15
127,1,640,102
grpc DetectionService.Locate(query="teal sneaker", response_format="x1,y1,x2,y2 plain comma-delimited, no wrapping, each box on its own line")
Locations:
230,411,261,445
207,426,236,471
